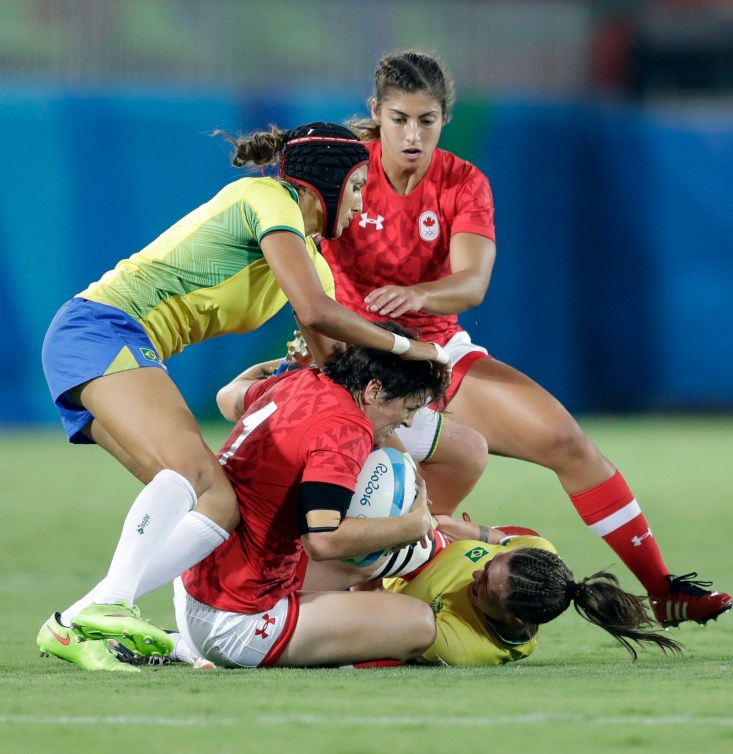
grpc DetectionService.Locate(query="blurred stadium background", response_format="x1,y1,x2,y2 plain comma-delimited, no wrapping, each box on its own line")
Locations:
2,0,732,426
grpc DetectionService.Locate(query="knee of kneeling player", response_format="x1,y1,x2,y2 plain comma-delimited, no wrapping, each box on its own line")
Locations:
406,602,437,658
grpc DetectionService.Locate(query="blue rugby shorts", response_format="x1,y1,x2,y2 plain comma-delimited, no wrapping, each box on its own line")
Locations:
42,297,167,443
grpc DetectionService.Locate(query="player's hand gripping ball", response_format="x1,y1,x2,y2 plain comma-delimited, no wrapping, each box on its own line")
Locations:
342,447,418,567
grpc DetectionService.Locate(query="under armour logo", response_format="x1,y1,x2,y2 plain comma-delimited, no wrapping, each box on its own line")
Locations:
255,613,276,639
358,213,384,230
631,528,653,547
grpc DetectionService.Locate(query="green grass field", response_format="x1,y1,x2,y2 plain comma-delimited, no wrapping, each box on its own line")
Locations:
1,417,732,754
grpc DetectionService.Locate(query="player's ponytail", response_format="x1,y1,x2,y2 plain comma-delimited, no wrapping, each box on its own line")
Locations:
569,571,683,660
214,125,290,168
505,549,684,660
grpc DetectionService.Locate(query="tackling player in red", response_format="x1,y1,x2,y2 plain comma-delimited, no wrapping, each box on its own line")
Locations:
173,324,451,668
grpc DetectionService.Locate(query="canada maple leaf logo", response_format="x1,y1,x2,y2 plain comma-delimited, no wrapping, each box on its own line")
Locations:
419,211,439,241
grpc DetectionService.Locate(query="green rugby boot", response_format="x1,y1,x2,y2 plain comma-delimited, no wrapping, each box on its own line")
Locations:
72,601,174,658
107,638,172,666
37,613,139,673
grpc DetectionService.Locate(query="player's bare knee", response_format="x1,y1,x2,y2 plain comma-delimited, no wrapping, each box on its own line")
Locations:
195,497,240,533
459,425,489,476
192,475,240,533
433,422,488,475
407,603,437,657
167,460,216,497
538,417,595,469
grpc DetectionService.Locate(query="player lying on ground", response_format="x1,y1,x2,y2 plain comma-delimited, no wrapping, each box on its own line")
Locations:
248,324,733,630
301,519,684,666
124,521,683,669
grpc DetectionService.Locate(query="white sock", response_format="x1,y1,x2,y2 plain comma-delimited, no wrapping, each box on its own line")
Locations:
135,511,229,599
60,509,226,627
169,631,200,665
91,469,197,607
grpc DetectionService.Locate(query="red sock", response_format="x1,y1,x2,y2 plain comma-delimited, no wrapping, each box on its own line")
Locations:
570,471,669,594
340,659,406,669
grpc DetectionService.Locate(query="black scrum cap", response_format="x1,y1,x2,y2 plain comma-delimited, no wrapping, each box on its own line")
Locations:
279,123,369,239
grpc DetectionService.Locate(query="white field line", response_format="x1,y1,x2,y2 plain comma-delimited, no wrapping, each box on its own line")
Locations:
0,715,236,726
257,713,733,727
3,713,732,727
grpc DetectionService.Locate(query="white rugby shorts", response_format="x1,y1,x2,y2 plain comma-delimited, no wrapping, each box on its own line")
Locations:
173,577,297,668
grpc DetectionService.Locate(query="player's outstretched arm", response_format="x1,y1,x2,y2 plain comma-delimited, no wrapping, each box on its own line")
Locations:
261,231,447,364
216,359,281,422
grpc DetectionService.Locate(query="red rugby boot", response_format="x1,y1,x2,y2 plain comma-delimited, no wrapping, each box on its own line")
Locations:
649,573,732,627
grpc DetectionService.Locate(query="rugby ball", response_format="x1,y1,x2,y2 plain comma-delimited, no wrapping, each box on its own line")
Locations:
342,447,418,567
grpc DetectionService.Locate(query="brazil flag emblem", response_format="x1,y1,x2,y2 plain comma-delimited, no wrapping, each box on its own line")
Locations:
464,546,489,563
140,347,162,364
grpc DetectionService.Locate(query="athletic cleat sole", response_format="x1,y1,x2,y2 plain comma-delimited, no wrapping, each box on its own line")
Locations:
694,602,732,627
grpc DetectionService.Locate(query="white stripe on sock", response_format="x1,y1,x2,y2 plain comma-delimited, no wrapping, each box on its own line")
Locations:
588,500,641,537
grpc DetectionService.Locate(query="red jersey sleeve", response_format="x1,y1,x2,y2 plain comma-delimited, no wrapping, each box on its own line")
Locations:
301,415,373,491
451,166,495,240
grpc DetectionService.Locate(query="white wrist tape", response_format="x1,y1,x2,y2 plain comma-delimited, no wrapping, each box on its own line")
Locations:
391,333,411,355
431,343,450,365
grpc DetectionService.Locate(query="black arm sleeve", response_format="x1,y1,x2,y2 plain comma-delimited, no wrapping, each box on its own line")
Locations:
298,481,353,535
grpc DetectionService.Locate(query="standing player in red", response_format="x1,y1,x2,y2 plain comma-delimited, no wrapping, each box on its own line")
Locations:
320,50,731,627
174,325,449,668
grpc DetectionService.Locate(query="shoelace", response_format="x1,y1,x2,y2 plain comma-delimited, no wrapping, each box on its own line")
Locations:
668,572,713,596
107,639,172,666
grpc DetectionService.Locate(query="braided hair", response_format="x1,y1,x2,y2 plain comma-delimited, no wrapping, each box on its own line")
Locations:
503,548,683,661
349,50,455,142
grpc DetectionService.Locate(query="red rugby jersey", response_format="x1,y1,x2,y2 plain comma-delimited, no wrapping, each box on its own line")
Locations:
182,369,373,613
322,141,495,345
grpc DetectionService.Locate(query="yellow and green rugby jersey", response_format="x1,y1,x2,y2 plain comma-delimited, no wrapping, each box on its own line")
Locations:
385,536,557,666
77,177,334,361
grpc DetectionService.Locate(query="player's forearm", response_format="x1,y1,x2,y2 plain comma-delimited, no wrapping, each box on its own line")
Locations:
296,297,396,350
216,360,280,421
294,318,343,369
414,271,489,315
297,297,439,361
433,514,502,544
216,377,249,422
302,513,429,562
